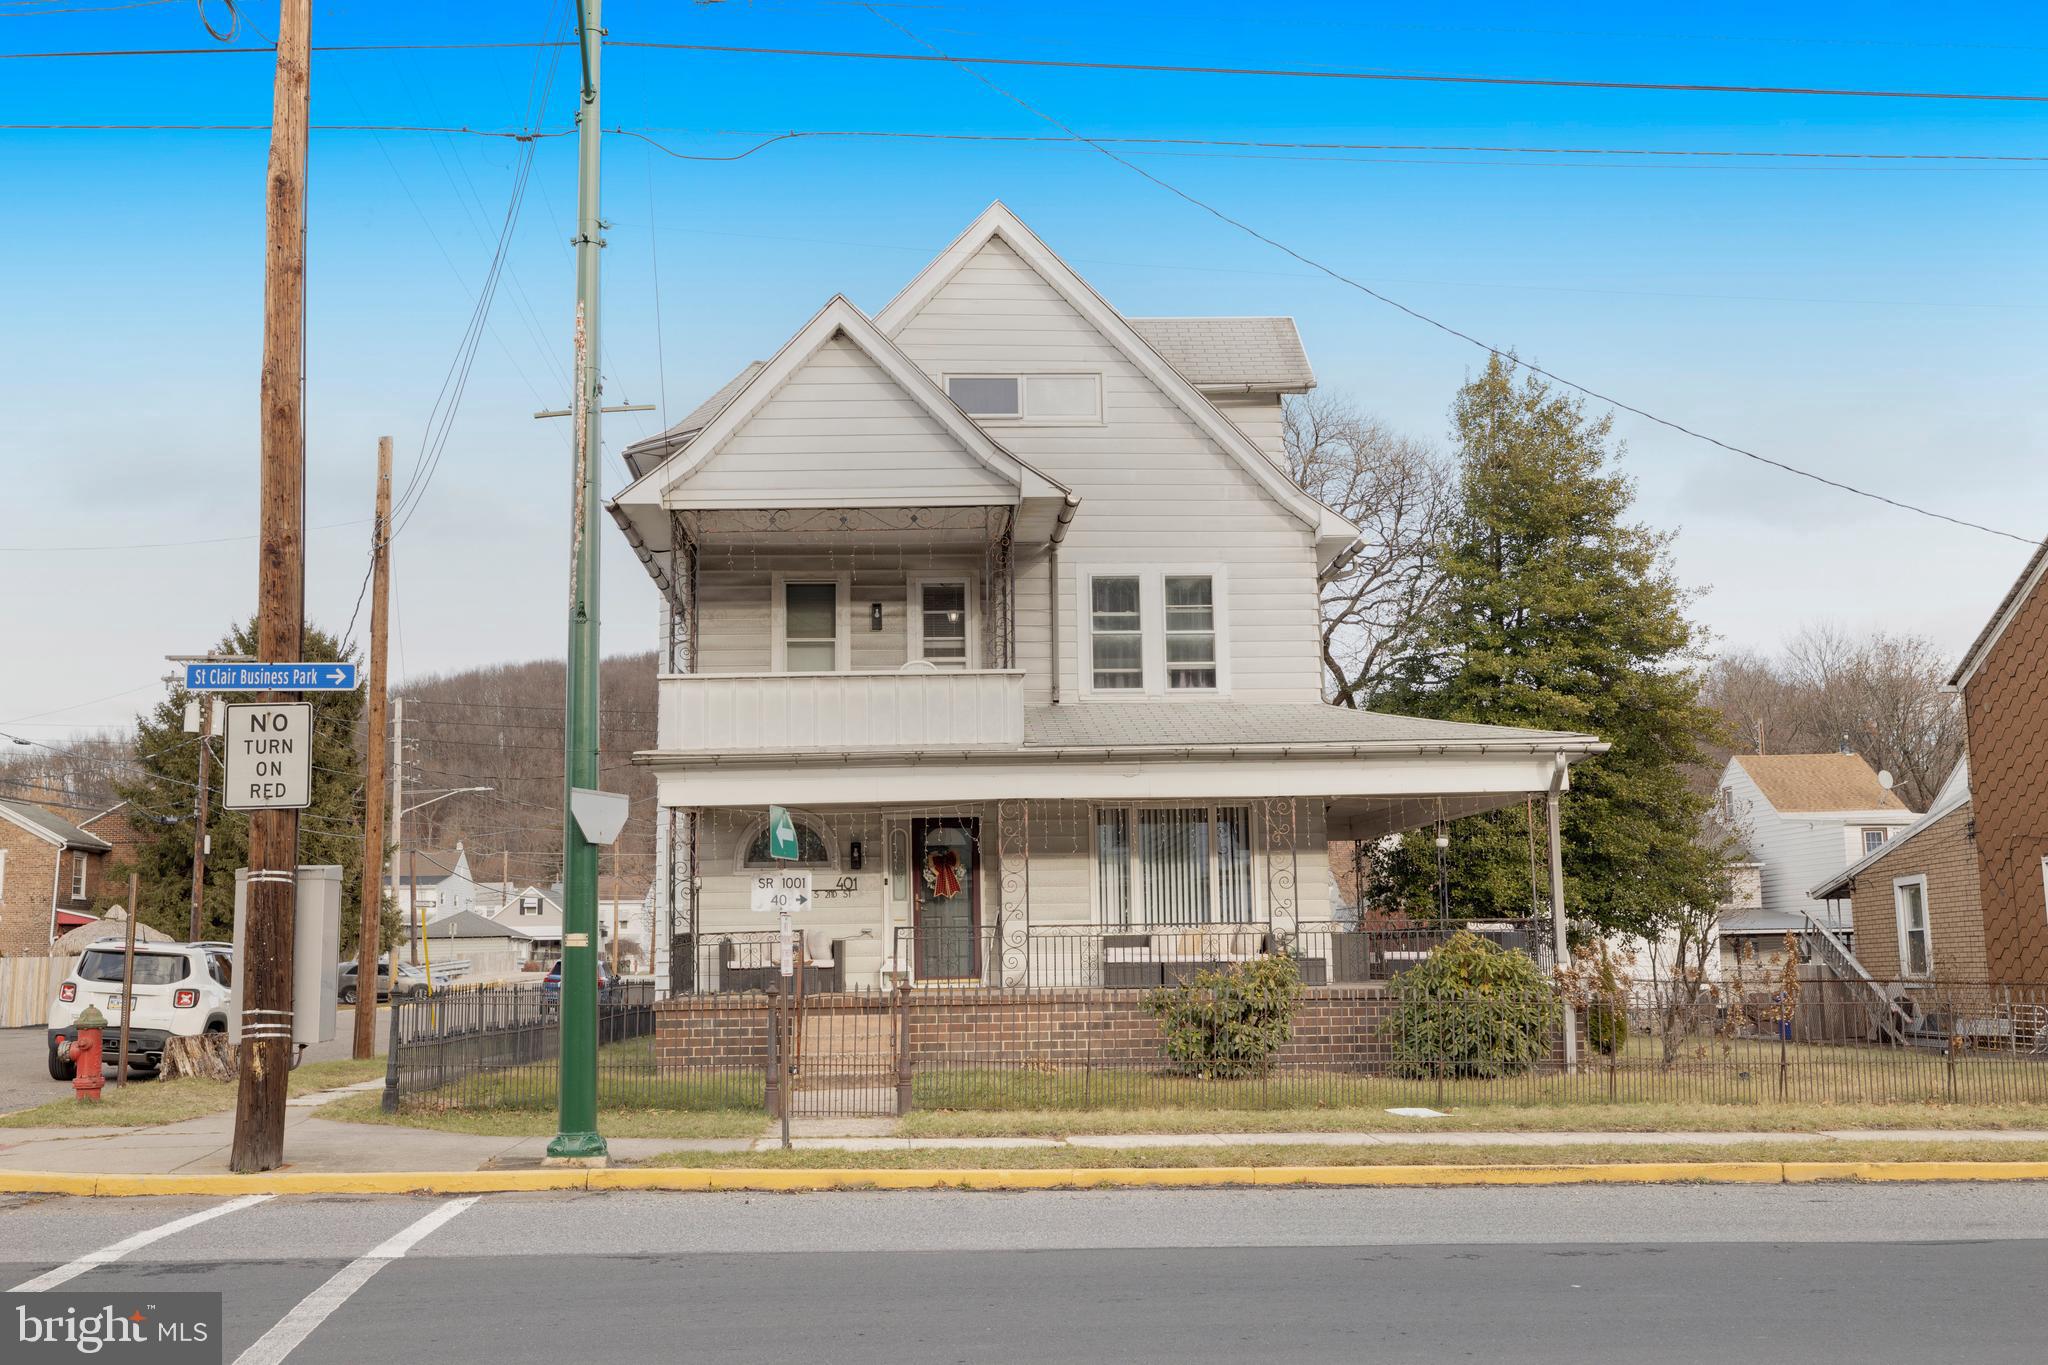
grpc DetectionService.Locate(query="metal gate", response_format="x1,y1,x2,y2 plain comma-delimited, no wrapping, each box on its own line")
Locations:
775,985,903,1119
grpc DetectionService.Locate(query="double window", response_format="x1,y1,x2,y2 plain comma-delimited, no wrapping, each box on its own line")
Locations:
1095,805,1255,927
1893,875,1932,978
1084,571,1223,694
946,373,1102,424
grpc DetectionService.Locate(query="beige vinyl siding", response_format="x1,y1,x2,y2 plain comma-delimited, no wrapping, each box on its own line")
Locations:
678,334,1013,505
891,237,1324,705
694,549,986,676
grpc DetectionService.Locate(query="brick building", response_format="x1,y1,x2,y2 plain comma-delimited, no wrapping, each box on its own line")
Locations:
1812,760,1982,983
0,799,114,957
1948,543,2048,982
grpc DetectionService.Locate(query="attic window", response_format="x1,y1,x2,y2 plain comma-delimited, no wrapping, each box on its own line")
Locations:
948,374,1102,424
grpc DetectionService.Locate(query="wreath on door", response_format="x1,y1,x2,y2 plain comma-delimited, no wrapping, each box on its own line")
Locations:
921,846,963,900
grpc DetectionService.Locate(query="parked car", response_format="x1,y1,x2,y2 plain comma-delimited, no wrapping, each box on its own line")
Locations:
47,940,233,1080
540,958,619,1007
336,960,452,1004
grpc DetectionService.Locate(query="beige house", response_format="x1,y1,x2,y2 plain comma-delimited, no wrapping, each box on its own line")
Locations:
610,204,1605,994
1812,759,1981,985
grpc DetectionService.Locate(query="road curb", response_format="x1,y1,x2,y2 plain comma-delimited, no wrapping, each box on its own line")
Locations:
7,1159,2048,1196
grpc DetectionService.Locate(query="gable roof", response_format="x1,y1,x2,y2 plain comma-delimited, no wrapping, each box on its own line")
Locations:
1729,753,1909,814
620,361,766,478
0,799,113,851
1127,317,1315,392
405,848,468,885
1810,767,1973,900
613,295,1070,532
875,203,1358,565
1949,540,2048,689
422,910,524,940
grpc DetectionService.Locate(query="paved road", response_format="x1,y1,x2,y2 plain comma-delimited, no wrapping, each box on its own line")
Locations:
3,1184,2041,1362
0,1012,386,1114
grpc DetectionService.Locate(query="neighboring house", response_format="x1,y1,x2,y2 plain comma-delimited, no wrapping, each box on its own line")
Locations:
1811,758,1979,984
401,844,478,922
480,883,569,963
53,905,174,956
0,799,114,956
1717,753,1917,943
78,801,148,869
1947,542,2048,980
609,203,1607,994
419,910,531,979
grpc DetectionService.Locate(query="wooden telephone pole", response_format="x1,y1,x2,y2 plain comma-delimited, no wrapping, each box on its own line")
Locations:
230,0,311,1173
352,437,394,1060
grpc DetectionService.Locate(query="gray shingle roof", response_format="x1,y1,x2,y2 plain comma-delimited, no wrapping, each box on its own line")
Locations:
0,799,112,850
1022,704,1598,751
423,910,523,940
1127,317,1315,392
620,362,766,466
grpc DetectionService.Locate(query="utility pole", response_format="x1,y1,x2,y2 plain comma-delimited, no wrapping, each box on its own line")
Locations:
231,0,311,1173
189,698,212,943
390,697,408,966
353,437,394,1059
550,0,608,1164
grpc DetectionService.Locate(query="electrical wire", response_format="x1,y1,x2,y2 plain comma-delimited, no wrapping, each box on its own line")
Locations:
0,518,368,553
863,6,2043,548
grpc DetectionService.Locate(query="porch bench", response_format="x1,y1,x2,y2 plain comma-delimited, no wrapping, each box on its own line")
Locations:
1102,935,1162,989
716,936,845,995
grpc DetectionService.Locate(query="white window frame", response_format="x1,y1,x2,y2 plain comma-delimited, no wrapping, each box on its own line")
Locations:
70,851,87,901
1893,874,1933,980
1861,827,1890,857
906,573,978,669
734,811,840,873
1090,802,1260,928
1077,566,1230,699
0,848,7,903
771,572,852,673
2041,855,2048,923
945,372,1104,426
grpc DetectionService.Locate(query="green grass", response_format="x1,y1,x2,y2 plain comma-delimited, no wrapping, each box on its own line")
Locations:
315,1090,765,1140
631,1138,2048,1171
0,1056,386,1130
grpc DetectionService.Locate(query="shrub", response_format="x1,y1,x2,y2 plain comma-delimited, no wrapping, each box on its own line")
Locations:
1145,954,1304,1078
1384,930,1559,1078
1584,945,1629,1056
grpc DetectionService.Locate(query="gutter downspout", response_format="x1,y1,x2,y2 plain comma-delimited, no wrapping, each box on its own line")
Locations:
1048,494,1080,704
1318,537,1366,586
1547,751,1577,1073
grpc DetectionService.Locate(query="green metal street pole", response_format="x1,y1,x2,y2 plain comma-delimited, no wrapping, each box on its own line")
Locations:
550,0,608,1163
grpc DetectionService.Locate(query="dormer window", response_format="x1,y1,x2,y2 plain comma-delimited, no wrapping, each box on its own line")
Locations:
947,373,1102,424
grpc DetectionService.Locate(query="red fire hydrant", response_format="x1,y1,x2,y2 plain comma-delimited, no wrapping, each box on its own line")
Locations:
70,1005,106,1103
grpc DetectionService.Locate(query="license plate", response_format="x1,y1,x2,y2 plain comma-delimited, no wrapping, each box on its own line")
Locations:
102,994,135,1013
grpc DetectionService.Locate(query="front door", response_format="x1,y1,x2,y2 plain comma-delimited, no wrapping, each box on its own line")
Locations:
912,817,980,980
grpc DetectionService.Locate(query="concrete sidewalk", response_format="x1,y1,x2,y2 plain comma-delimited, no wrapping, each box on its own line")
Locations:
5,1081,2048,1174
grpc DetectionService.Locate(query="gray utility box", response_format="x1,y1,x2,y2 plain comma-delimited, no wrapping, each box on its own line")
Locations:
229,864,342,1048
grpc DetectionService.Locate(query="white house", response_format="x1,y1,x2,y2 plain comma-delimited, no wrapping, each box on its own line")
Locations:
1717,753,1918,944
609,203,1607,994
402,844,480,923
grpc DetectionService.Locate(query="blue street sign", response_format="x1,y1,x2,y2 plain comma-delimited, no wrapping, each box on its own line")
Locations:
183,661,358,693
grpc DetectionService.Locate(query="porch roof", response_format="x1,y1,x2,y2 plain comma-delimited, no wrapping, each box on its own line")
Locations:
1022,703,1596,753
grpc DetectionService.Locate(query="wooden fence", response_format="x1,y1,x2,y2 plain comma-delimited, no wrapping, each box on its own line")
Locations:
0,955,75,1028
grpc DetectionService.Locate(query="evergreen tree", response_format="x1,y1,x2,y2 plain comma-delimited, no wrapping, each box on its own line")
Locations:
99,620,392,950
1375,356,1730,939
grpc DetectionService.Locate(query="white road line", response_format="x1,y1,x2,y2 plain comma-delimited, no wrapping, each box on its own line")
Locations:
10,1194,276,1292
231,1197,479,1365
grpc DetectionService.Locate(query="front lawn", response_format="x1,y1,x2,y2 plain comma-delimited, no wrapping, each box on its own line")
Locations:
0,1057,386,1129
315,1089,765,1140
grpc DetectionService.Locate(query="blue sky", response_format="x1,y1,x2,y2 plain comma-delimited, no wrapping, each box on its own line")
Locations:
4,1,2045,734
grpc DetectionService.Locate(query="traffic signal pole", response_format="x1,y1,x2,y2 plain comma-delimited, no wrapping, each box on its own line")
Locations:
549,0,608,1163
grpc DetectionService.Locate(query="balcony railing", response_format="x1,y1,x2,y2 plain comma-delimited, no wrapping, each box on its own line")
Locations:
673,919,1546,993
658,669,1025,754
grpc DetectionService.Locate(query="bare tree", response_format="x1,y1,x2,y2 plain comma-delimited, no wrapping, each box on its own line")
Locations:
1285,392,1454,707
1700,649,1804,760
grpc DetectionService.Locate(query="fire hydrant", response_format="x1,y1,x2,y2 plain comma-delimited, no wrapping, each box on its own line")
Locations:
69,1005,106,1102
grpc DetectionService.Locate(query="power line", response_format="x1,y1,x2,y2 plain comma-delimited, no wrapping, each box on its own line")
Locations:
866,7,2042,548
8,38,2048,103
0,517,368,553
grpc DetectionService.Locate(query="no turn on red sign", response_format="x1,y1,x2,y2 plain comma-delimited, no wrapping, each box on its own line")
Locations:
222,703,313,810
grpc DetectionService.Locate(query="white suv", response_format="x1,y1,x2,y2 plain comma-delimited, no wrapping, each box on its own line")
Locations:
47,940,234,1080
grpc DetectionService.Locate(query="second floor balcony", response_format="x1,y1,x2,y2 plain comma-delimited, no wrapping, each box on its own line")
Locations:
658,667,1027,754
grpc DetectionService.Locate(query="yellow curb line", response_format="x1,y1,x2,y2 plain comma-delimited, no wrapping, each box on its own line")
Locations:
6,1160,2048,1197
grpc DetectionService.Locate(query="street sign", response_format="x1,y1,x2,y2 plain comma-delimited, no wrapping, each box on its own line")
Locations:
750,871,812,914
766,805,800,861
184,661,358,692
222,703,313,810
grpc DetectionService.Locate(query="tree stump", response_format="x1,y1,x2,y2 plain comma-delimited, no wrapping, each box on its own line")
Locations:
162,1032,237,1082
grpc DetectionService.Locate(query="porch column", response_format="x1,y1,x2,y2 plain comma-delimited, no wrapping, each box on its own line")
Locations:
1546,756,1578,1072
996,799,1030,987
1263,798,1300,943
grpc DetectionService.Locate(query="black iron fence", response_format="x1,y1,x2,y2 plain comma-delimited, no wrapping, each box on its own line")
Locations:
383,973,2048,1120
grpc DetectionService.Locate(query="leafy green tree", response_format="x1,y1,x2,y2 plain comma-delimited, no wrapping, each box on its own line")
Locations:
98,620,382,947
1374,356,1730,939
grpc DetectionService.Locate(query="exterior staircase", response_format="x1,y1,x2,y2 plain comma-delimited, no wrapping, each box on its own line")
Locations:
1797,910,1909,1047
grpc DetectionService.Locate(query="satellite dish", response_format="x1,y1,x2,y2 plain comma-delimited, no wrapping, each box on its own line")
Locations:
1878,770,1895,791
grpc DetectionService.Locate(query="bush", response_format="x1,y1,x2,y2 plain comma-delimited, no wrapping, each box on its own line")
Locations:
1585,945,1629,1056
1384,930,1559,1078
1145,954,1304,1078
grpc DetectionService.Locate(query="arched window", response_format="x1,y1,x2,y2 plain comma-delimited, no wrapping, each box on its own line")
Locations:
738,815,835,869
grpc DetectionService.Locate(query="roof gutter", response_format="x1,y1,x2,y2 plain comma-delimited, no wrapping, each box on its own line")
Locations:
1318,537,1366,586
1048,494,1081,704
635,737,1611,768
